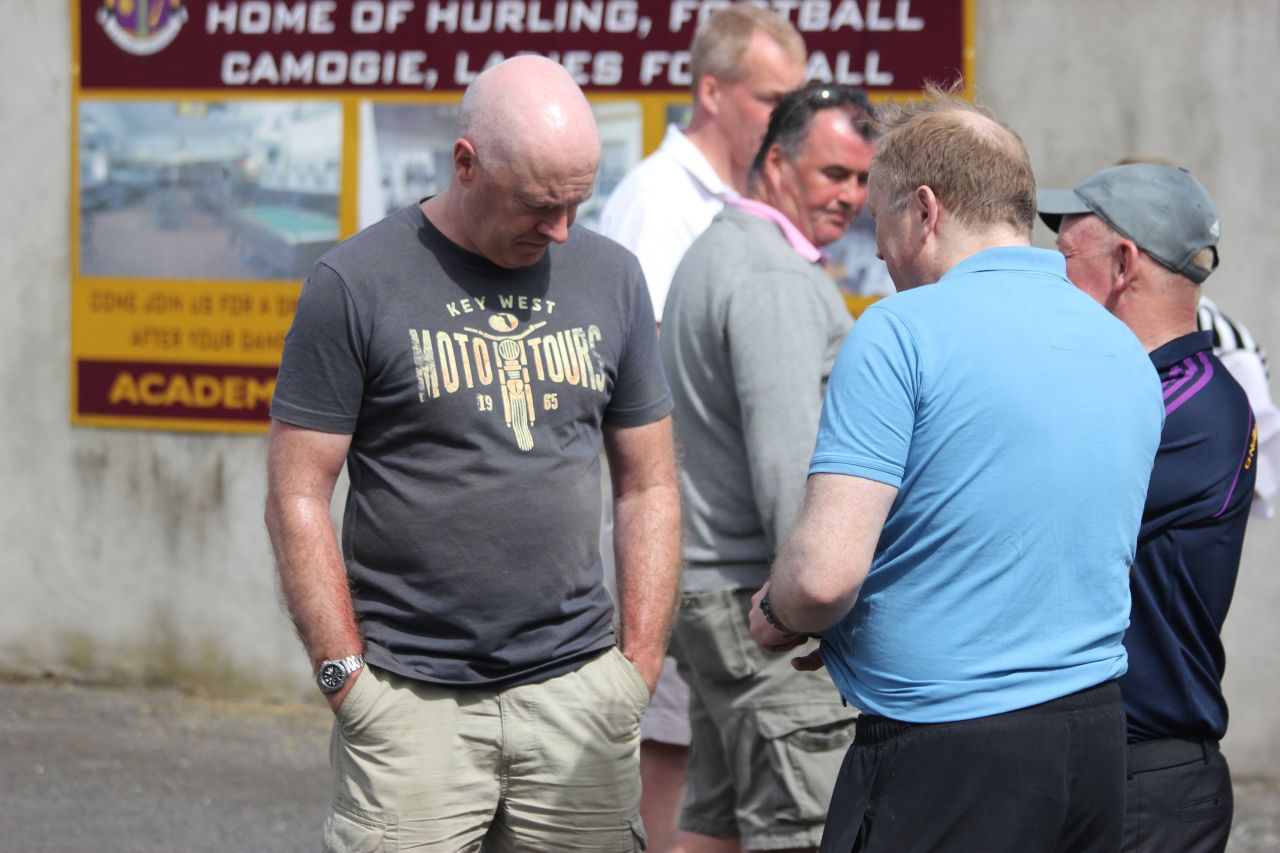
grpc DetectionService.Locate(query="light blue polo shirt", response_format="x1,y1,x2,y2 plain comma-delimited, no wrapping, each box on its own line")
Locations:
812,246,1163,723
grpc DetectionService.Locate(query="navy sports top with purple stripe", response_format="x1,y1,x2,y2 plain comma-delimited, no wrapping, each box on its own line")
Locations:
1121,330,1257,743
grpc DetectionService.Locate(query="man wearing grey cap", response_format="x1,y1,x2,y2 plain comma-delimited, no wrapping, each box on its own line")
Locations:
1040,163,1258,853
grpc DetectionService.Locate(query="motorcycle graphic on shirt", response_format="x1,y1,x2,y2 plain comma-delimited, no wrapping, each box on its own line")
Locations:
408,299,608,452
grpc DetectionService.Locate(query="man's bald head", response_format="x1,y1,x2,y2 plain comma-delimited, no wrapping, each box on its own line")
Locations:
457,56,601,176
432,56,601,269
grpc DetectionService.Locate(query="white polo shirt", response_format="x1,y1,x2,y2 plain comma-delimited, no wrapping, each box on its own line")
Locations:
599,124,735,318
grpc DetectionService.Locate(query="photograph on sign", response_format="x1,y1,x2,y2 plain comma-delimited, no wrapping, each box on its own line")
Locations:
358,99,642,231
79,99,341,280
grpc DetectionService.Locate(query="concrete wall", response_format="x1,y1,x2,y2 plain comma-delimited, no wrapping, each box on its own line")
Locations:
977,0,1280,776
0,5,309,700
2,1,1276,771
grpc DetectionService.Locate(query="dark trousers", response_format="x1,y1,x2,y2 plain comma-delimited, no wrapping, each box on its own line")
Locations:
1122,738,1232,853
819,681,1126,853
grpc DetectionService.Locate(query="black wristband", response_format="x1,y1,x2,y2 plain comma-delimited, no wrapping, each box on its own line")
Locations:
759,590,797,637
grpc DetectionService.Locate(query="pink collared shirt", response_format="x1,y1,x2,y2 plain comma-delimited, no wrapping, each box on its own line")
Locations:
725,197,826,264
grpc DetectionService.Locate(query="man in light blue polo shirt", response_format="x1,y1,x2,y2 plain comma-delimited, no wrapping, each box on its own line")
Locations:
749,88,1164,853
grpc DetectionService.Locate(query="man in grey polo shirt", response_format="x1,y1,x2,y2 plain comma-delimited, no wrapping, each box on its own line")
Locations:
599,10,806,845
660,83,874,853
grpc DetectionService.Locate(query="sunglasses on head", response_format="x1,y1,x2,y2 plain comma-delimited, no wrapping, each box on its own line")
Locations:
771,85,872,131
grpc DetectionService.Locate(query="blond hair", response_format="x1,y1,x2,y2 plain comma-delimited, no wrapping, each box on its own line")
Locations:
873,83,1037,234
690,5,805,92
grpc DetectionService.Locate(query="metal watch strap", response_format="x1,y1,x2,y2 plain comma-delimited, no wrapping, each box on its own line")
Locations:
316,654,364,693
334,654,363,674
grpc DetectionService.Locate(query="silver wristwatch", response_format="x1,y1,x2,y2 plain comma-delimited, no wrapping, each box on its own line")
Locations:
316,654,364,694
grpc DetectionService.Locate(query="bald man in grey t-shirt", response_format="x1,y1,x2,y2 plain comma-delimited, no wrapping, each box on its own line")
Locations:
266,57,680,851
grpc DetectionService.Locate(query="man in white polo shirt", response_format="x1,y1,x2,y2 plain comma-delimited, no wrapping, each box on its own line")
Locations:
601,5,806,321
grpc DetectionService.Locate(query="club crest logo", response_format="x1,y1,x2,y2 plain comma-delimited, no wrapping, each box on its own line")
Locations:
97,0,188,57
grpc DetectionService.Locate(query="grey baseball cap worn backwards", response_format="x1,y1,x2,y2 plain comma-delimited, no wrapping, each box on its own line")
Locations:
1037,163,1221,284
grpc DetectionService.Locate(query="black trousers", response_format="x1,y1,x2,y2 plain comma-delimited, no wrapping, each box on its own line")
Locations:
820,681,1126,853
1122,739,1232,853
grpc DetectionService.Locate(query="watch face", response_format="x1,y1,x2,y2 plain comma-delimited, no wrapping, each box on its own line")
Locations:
318,662,344,691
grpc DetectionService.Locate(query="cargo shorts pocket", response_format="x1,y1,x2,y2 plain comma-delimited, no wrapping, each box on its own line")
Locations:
754,704,857,822
606,646,654,714
672,589,760,682
627,815,648,851
323,799,396,853
333,666,386,741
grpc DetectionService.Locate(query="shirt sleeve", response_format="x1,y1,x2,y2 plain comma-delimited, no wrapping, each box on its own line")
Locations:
810,303,922,487
602,255,674,428
269,261,366,433
1139,389,1257,539
724,268,848,552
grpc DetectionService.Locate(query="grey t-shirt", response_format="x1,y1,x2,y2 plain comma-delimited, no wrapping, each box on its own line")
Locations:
272,205,672,687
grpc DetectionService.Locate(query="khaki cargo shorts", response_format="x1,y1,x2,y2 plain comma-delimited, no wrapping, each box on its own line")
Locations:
671,588,857,851
324,647,649,852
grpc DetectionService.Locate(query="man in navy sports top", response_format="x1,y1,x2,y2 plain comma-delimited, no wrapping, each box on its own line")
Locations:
1041,163,1257,853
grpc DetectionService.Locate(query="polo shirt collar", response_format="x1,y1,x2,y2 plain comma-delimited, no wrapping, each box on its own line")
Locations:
660,125,736,201
939,245,1066,281
726,198,825,264
1149,331,1214,370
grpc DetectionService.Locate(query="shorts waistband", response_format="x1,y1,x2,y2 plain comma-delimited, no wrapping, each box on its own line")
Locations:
854,680,1121,746
1127,737,1219,775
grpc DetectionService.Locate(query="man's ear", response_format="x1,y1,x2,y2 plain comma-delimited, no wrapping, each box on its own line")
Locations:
1113,238,1142,293
454,139,479,185
915,185,941,242
696,74,720,117
760,143,786,191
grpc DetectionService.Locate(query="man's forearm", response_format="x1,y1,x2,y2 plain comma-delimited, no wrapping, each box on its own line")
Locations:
764,474,898,634
767,530,858,635
613,481,682,687
264,421,362,711
265,494,363,667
